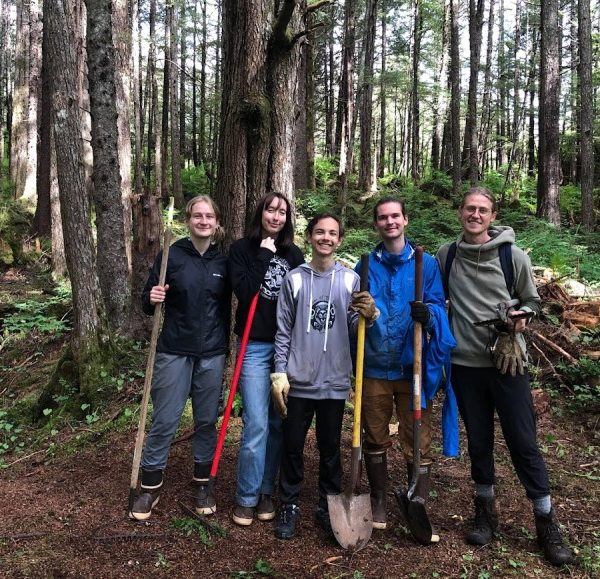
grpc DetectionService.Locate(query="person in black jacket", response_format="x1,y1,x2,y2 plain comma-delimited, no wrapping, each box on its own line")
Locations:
229,192,304,526
129,195,231,521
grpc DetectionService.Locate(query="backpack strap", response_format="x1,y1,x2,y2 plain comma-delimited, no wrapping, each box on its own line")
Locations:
444,241,514,297
498,242,514,297
443,242,457,298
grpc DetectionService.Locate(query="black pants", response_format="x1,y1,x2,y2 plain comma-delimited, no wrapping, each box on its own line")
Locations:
452,365,550,499
279,396,346,510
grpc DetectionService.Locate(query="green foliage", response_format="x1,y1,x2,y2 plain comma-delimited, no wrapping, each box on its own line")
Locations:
295,187,337,217
181,165,212,201
0,409,25,459
556,358,600,410
230,559,276,577
579,534,600,575
2,283,72,345
170,516,214,546
313,157,337,189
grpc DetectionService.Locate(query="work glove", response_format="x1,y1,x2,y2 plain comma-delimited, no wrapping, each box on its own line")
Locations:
350,291,380,324
410,301,430,326
492,332,526,377
270,372,290,418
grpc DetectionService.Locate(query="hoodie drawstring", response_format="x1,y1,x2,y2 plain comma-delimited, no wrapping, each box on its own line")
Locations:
323,268,335,352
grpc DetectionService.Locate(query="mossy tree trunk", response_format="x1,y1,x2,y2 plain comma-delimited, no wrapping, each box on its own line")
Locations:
45,0,114,406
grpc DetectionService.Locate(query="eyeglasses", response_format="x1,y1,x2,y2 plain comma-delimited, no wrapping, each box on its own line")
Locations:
462,205,493,216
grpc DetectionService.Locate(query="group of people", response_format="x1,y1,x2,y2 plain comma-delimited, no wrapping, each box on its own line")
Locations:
128,188,572,567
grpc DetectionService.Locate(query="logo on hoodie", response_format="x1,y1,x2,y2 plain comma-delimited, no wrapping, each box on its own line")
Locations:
260,255,291,300
311,298,335,332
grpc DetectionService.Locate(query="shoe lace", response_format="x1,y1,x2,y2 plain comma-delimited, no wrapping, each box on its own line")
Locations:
541,521,563,546
279,505,296,524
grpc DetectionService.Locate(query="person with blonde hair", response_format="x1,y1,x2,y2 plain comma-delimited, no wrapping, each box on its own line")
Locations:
130,195,230,521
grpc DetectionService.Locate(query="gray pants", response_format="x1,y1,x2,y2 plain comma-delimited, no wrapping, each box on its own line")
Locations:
141,352,226,472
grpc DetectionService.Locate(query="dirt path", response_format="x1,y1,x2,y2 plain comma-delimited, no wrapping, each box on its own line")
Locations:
1,403,597,578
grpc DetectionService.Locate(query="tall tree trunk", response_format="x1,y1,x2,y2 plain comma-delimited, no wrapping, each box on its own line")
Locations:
579,0,594,230
410,0,421,182
132,0,143,194
461,0,484,185
86,0,130,331
336,0,355,170
145,0,158,195
378,3,386,178
47,0,109,399
0,0,5,178
160,4,171,199
478,0,494,174
179,1,186,167
569,1,580,183
191,0,198,166
496,0,505,167
537,0,561,225
358,0,378,192
431,0,450,173
450,0,461,195
11,0,30,200
325,5,335,157
33,1,51,237
113,0,133,271
170,3,183,207
527,28,538,177
199,0,207,166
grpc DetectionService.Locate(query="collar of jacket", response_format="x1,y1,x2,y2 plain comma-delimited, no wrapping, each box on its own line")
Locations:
373,239,415,267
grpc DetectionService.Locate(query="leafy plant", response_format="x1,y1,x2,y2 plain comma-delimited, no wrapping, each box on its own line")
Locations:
170,516,213,546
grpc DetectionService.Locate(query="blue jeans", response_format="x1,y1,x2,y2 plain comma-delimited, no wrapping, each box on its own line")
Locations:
236,340,282,507
142,352,225,472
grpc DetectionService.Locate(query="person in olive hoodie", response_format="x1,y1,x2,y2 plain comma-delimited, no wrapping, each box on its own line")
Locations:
129,195,230,521
229,192,304,526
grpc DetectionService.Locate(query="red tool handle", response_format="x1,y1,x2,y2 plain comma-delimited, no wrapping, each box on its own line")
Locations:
210,292,260,478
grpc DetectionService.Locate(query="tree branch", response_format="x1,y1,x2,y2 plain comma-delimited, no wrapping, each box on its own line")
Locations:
307,0,333,14
272,0,297,45
291,22,326,45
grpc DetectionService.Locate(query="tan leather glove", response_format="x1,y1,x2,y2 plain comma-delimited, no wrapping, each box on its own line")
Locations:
492,332,526,376
350,291,380,324
270,372,290,418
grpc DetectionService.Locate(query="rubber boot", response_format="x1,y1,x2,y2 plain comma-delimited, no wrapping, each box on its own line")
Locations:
364,453,388,530
130,469,163,521
193,462,216,515
466,495,498,546
534,510,573,566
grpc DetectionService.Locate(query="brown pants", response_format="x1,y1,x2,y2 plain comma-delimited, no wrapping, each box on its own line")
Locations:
362,378,433,464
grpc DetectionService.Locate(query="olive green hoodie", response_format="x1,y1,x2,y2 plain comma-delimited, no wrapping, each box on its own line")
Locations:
436,226,540,367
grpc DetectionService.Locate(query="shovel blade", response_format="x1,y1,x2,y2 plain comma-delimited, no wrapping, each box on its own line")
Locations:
327,493,373,550
406,497,434,545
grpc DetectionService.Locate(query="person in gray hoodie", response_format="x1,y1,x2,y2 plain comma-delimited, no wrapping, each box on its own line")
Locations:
436,187,572,566
270,213,378,540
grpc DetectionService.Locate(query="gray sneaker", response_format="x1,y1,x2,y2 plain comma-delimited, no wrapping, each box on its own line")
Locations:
257,494,276,521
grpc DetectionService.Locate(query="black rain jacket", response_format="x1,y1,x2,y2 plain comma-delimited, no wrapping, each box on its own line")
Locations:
142,238,230,358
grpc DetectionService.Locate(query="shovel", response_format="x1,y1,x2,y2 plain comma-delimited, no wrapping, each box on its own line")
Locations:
328,254,373,550
395,245,439,545
128,197,175,516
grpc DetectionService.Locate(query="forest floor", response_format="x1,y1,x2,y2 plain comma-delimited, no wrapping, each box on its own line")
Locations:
1,266,599,579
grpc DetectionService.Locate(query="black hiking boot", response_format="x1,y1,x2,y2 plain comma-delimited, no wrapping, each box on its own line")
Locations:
534,510,573,566
275,504,299,540
365,452,388,530
315,506,334,538
193,462,216,515
466,496,498,546
129,469,163,521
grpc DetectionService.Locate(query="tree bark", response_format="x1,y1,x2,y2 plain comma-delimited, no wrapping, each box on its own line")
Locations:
85,0,130,331
537,0,561,225
478,0,494,174
579,0,594,230
450,0,461,196
378,3,386,178
46,0,108,398
358,0,378,192
410,0,421,183
461,0,484,185
169,3,183,207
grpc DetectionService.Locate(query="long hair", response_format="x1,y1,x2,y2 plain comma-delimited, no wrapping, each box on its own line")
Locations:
245,192,294,249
